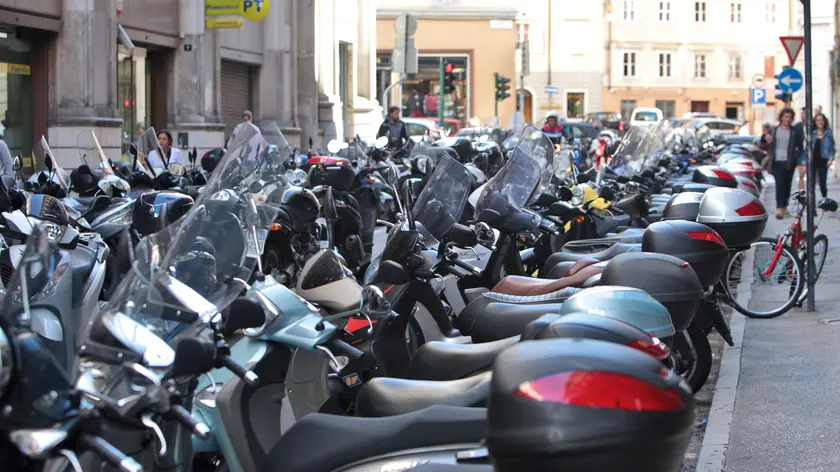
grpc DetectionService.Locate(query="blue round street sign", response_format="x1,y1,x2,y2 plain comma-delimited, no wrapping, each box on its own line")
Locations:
777,68,804,94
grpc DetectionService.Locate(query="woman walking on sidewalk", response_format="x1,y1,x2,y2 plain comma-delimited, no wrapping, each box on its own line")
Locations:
764,108,804,219
810,113,835,199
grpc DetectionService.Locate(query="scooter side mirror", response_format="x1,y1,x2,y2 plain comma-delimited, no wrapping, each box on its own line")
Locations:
171,337,217,377
360,285,391,316
376,260,411,285
13,156,20,171
476,208,502,225
558,187,574,202
442,223,478,248
598,186,616,201
44,154,53,171
548,201,583,220
575,173,590,184
221,297,266,336
659,157,672,167
534,192,556,207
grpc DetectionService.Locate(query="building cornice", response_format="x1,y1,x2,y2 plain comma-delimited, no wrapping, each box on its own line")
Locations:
376,8,517,21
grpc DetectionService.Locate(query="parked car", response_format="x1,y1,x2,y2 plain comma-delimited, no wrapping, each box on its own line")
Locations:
681,112,724,120
402,118,444,143
560,122,599,143
685,118,742,137
582,111,625,132
630,107,663,128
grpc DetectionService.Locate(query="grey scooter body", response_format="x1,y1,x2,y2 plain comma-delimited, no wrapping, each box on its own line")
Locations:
192,275,339,472
1,210,109,371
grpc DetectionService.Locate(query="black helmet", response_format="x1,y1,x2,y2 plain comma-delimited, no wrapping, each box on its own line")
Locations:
70,165,99,197
132,191,195,236
277,187,320,233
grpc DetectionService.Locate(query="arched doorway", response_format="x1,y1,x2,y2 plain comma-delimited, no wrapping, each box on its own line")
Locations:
517,89,533,125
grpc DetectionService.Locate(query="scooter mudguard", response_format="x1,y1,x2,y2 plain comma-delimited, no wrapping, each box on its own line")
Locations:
698,298,734,346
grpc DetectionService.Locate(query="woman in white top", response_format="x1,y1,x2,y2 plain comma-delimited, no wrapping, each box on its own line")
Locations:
147,130,186,169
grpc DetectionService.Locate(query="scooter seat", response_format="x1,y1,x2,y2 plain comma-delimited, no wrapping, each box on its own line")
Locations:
551,241,640,262
261,405,486,472
545,257,604,279
455,299,567,343
356,372,492,417
406,336,519,381
491,265,604,297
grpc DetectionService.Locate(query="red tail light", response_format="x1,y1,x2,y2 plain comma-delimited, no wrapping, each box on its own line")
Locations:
740,180,757,190
515,371,686,412
711,169,735,180
630,337,671,360
735,201,765,217
686,230,726,247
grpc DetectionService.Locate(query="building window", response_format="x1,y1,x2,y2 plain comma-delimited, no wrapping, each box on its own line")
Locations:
694,54,707,78
764,56,775,76
622,0,635,21
730,3,742,23
567,92,585,118
623,51,637,77
659,1,671,21
729,55,742,79
658,53,672,77
765,2,776,23
655,100,676,119
695,2,706,22
400,55,470,127
620,100,637,120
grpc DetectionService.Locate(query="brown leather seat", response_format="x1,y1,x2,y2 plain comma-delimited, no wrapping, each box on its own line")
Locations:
491,265,604,297
565,257,600,276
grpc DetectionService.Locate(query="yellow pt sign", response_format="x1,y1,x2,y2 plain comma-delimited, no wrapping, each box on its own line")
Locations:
205,0,270,22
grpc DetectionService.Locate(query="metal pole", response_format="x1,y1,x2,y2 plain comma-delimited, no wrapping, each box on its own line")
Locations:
804,0,817,311
519,71,525,127
439,58,445,127
380,75,405,119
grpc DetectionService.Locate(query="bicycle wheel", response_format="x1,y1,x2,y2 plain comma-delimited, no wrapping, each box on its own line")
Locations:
800,233,829,283
724,237,804,319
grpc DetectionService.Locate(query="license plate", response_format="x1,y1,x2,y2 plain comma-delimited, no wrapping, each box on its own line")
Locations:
246,230,267,259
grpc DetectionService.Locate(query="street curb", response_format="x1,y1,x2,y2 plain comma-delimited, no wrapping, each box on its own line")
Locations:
694,180,769,472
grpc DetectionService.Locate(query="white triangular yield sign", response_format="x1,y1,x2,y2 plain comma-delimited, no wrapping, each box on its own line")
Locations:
780,36,804,65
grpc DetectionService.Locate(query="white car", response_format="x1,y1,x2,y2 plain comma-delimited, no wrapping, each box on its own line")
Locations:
402,118,443,143
630,107,663,128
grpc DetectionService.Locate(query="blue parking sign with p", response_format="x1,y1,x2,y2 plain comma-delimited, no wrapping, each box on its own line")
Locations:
751,88,766,106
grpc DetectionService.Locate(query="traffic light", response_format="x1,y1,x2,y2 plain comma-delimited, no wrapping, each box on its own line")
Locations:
495,73,511,101
443,63,455,94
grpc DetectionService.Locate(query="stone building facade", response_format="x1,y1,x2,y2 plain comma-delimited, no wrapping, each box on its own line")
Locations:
0,0,379,170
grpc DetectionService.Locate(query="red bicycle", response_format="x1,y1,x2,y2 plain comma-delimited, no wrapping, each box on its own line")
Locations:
775,190,833,307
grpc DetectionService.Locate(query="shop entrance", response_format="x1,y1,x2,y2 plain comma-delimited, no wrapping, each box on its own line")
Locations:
402,55,469,127
0,28,35,168
220,59,256,142
118,46,171,155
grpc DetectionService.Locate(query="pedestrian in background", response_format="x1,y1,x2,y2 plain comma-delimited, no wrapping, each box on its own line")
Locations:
229,110,254,146
795,108,809,192
0,137,13,177
765,108,804,219
810,113,834,198
406,89,424,118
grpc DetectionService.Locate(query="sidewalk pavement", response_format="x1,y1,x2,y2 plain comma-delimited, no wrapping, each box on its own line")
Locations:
697,176,840,472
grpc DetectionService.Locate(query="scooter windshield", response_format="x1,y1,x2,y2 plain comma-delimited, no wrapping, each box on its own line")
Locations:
81,125,276,343
474,126,552,218
32,136,69,191
412,152,472,245
77,129,115,175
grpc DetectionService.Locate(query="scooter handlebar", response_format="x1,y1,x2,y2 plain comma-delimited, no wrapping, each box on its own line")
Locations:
167,404,211,440
219,356,260,387
80,434,143,472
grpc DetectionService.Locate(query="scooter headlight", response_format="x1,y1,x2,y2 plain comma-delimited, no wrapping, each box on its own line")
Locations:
416,156,429,175
570,186,585,206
